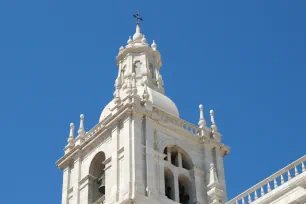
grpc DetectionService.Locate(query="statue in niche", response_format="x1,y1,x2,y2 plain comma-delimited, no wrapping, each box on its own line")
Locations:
121,65,126,84
149,63,156,80
133,61,141,75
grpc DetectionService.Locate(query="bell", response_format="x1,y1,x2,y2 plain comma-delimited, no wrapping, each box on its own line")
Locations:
97,175,105,195
98,184,105,194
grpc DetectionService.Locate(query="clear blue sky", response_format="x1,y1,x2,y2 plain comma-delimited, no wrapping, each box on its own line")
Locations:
0,1,305,203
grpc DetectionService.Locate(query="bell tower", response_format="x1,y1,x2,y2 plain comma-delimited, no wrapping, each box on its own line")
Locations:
56,15,230,204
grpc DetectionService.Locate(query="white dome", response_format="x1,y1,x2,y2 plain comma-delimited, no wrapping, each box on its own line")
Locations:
147,87,179,117
99,87,179,122
99,101,112,122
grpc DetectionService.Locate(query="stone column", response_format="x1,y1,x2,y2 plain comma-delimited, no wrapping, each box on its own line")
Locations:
158,160,166,196
167,147,171,162
173,168,180,202
61,166,70,204
178,152,183,168
155,151,166,197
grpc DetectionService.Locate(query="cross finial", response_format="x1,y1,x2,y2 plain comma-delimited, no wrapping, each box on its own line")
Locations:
133,10,143,24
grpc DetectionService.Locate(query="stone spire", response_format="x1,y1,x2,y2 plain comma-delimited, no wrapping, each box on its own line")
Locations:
207,163,224,204
208,163,220,188
67,123,75,145
210,110,221,141
198,104,206,129
99,17,179,122
65,123,75,153
151,40,157,51
78,114,85,137
132,23,144,43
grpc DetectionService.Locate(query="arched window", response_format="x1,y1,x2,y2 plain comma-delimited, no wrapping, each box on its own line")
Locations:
163,148,167,161
133,61,141,75
89,152,106,204
164,168,175,201
163,146,192,170
181,153,192,170
179,175,192,204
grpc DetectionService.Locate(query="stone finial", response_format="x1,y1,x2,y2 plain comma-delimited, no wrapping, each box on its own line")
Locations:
67,123,75,144
151,40,157,50
78,114,85,137
210,109,218,132
127,36,132,45
119,46,124,52
133,23,143,42
198,104,206,128
136,23,141,33
141,35,147,44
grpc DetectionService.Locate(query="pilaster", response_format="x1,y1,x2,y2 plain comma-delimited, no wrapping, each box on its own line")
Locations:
131,112,146,196
103,157,112,203
72,154,82,204
145,118,158,198
215,149,227,201
193,167,207,204
110,124,119,203
78,175,95,204
121,115,132,199
62,166,70,204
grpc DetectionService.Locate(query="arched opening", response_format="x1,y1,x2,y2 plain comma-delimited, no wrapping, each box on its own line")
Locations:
149,63,156,80
121,65,126,84
179,175,192,204
163,146,192,170
171,150,178,166
181,153,192,170
163,148,167,161
164,168,175,201
89,152,106,204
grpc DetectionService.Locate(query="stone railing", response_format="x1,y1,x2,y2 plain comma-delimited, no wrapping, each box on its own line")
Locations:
93,195,105,204
227,155,306,204
84,121,106,140
181,120,200,136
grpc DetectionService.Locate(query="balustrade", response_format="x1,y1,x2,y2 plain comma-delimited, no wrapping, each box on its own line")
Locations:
181,121,200,136
227,155,306,204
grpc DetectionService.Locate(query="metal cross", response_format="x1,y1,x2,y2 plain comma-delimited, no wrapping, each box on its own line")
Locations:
133,10,143,24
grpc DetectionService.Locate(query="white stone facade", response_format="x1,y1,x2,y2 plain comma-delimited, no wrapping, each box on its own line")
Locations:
56,23,229,204
56,23,306,204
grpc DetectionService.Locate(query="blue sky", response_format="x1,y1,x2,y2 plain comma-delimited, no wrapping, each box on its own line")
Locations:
0,1,305,203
